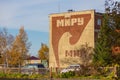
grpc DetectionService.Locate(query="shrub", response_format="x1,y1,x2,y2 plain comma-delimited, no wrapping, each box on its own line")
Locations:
60,71,75,78
0,73,6,78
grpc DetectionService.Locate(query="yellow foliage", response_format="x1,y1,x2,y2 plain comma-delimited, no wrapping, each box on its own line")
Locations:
38,43,49,60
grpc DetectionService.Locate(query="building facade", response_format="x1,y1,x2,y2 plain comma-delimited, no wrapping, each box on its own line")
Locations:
49,10,102,68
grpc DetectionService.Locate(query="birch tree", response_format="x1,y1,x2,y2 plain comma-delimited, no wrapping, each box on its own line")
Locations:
0,28,14,67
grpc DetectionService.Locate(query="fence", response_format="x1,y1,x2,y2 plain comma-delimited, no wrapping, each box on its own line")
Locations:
0,67,49,74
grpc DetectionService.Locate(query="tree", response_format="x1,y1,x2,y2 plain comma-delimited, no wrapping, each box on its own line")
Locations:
93,13,113,67
38,43,49,61
93,0,120,66
79,43,93,67
105,0,120,65
0,28,14,67
9,27,31,67
93,42,112,67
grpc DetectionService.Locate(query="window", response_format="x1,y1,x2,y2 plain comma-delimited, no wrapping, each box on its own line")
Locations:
97,19,101,26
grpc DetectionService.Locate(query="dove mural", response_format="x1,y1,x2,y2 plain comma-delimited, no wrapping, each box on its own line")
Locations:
49,10,102,68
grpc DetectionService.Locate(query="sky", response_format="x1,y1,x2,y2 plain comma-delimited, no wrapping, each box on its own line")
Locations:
0,0,116,56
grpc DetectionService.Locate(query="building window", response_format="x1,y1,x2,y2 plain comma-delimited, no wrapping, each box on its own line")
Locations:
97,19,101,26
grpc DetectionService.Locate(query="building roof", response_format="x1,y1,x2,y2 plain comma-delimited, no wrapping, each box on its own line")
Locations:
27,56,40,60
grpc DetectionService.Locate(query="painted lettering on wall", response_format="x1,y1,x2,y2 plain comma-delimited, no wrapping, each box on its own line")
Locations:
65,50,83,57
57,18,84,27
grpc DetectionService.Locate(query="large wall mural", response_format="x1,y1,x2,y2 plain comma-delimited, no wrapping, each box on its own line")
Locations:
49,10,94,68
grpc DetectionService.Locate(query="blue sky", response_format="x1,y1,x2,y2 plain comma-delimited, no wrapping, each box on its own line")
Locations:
0,0,115,56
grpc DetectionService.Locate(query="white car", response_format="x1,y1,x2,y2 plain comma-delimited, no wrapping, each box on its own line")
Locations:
60,64,81,73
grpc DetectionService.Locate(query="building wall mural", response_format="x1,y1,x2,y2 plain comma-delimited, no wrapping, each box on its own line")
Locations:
49,10,95,68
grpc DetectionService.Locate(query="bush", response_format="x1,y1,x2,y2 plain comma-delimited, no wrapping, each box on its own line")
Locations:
0,73,6,78
60,71,75,78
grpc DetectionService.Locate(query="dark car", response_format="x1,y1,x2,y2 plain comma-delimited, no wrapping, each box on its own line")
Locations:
21,63,47,74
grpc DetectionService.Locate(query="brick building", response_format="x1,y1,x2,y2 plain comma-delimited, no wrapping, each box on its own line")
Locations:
49,10,103,68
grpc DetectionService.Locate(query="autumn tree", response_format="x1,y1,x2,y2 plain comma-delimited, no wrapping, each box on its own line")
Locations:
38,43,49,61
107,0,120,65
93,0,120,66
0,28,14,67
9,27,31,67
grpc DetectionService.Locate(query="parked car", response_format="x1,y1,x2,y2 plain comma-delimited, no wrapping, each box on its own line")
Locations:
21,63,48,74
60,64,81,73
